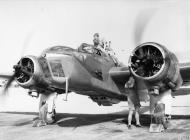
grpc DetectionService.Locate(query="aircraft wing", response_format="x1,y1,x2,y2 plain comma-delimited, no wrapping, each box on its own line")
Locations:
0,73,13,79
172,87,190,96
180,62,190,86
109,66,148,90
109,63,190,94
109,66,130,85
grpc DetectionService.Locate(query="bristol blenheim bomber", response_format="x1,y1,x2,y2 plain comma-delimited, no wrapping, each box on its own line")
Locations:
1,39,190,129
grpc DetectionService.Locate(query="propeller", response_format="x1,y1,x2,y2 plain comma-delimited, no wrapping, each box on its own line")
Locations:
2,33,33,95
2,64,20,95
2,60,34,96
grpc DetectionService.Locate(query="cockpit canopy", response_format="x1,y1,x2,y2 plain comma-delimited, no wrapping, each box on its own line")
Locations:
41,43,108,57
41,46,76,56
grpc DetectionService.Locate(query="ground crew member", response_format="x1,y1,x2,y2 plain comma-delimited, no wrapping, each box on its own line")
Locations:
125,76,141,129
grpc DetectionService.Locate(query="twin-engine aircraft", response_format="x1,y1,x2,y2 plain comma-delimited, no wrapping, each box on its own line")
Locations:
1,41,190,128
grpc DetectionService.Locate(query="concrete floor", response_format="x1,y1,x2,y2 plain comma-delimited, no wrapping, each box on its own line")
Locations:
1,88,190,140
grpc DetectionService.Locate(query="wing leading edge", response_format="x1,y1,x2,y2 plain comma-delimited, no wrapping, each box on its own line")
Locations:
109,66,130,85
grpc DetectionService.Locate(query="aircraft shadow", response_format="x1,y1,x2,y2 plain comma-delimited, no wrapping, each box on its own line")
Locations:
55,106,151,127
55,113,151,128
2,106,190,128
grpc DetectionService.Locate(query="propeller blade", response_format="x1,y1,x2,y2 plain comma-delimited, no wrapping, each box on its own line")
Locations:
3,73,16,94
20,32,33,57
133,8,157,46
1,33,33,96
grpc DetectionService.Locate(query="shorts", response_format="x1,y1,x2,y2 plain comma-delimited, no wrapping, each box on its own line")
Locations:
128,89,141,111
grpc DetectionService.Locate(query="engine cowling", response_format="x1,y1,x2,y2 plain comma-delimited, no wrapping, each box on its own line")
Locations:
15,55,45,89
129,42,182,91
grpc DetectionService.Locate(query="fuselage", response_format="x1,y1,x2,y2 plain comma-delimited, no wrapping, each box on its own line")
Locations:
39,44,128,101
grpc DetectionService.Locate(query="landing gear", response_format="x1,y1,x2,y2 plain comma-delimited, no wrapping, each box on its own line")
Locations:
47,95,57,124
33,93,57,127
47,108,56,124
150,103,168,131
149,89,172,132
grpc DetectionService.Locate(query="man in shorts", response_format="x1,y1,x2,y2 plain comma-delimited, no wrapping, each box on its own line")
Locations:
125,76,141,129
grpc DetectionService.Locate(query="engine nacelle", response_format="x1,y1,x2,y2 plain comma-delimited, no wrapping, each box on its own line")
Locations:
129,42,182,91
15,55,47,89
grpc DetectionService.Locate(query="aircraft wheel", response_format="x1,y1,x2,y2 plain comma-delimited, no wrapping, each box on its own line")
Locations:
47,109,57,124
51,108,57,123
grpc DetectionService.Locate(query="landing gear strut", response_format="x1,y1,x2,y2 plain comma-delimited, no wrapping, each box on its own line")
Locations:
149,89,172,132
32,93,57,127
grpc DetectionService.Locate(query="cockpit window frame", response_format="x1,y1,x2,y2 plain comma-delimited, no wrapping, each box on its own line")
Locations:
78,43,94,54
78,43,108,57
81,46,94,54
48,59,65,77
